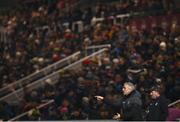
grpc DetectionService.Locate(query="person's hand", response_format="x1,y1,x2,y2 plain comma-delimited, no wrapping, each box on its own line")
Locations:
113,113,121,120
94,96,104,101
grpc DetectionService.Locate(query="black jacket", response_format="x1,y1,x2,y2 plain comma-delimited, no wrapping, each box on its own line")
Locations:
146,95,168,121
121,90,143,121
104,90,143,120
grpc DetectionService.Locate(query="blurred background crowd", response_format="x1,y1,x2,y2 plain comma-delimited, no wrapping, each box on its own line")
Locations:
0,0,179,121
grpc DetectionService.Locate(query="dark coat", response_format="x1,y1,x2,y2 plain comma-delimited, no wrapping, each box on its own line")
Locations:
146,95,169,121
121,90,143,121
104,90,143,120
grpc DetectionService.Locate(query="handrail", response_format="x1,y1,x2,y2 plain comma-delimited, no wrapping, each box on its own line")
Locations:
85,44,111,50
116,13,130,18
9,99,54,121
168,99,180,107
62,48,108,71
7,48,108,121
0,44,109,97
0,51,81,96
0,44,110,97
0,48,108,103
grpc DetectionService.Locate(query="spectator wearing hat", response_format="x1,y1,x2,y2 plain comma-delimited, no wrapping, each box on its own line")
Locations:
146,85,169,121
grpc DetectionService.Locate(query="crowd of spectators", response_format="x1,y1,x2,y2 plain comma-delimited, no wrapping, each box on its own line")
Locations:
0,0,179,121
0,0,176,87
0,0,84,87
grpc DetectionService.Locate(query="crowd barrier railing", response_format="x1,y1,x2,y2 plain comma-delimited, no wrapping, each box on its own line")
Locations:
168,99,180,107
8,48,109,121
0,51,81,97
0,48,109,104
9,99,55,121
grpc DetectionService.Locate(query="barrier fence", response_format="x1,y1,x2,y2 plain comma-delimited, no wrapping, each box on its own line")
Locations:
9,47,109,120
0,44,110,99
9,99,55,121
0,48,109,104
0,51,81,97
168,99,180,107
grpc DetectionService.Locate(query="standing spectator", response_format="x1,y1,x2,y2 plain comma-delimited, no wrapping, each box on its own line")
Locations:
95,82,143,121
146,85,169,121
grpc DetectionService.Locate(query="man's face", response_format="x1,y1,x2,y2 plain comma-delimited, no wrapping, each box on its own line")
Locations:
122,84,132,96
150,90,159,99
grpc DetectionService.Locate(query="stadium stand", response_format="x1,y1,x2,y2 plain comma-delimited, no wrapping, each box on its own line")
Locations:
0,0,180,121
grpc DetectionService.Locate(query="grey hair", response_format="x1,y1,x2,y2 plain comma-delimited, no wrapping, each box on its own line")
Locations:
124,82,136,91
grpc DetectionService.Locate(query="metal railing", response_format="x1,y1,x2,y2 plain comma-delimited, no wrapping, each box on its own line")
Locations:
84,44,111,57
0,48,108,104
7,48,108,121
168,99,180,107
85,44,111,50
0,51,81,97
9,99,55,121
0,44,110,98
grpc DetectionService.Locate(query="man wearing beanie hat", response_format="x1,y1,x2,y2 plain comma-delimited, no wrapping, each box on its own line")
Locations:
146,85,169,121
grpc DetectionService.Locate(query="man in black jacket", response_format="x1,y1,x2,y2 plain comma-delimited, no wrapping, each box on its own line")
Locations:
95,82,143,121
146,85,169,121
